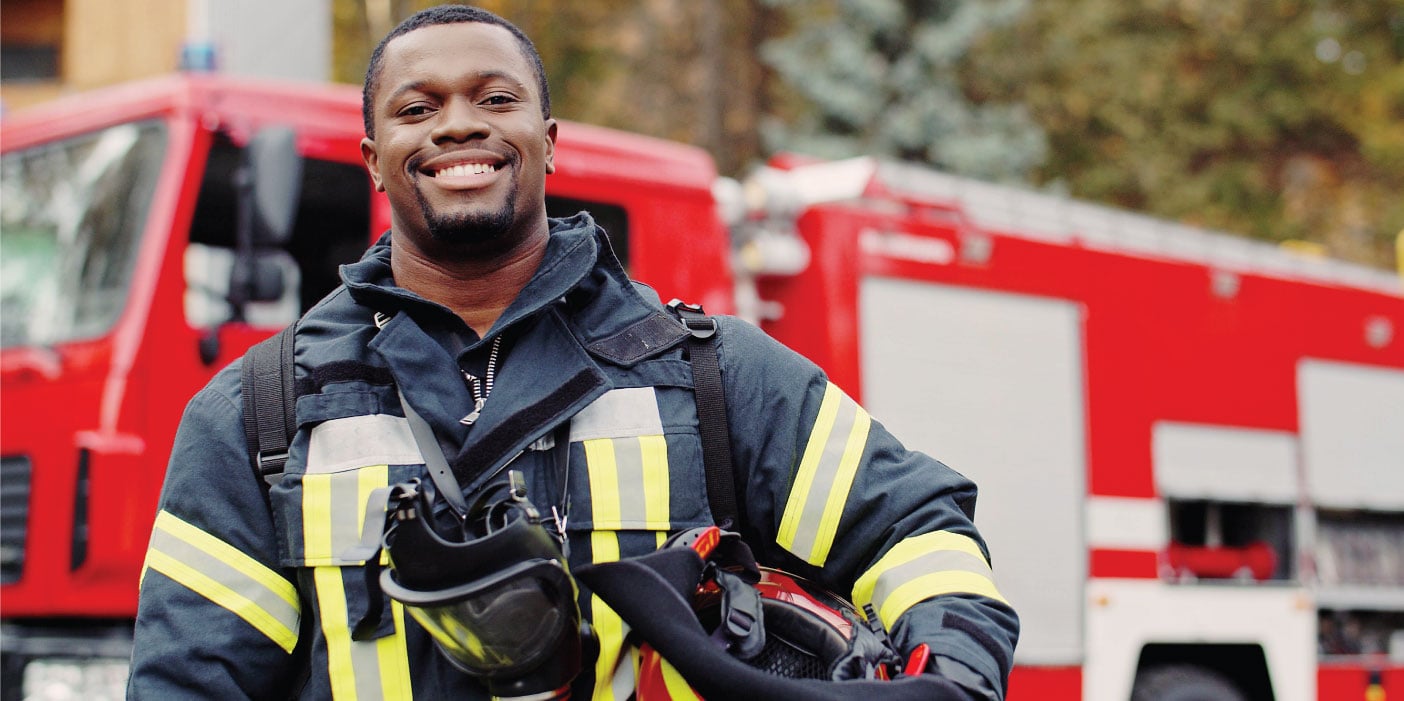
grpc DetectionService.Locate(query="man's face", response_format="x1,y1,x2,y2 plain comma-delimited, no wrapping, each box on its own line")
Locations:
361,22,557,251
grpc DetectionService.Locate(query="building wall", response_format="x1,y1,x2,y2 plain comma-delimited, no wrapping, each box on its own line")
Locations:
64,0,188,89
1,0,329,113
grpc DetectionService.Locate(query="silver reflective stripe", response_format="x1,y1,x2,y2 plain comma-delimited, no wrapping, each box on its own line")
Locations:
610,647,637,700
308,414,422,474
328,470,369,564
570,388,663,441
350,637,387,699
611,438,649,525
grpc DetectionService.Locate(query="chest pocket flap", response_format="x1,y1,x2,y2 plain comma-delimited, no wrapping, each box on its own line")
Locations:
275,408,426,569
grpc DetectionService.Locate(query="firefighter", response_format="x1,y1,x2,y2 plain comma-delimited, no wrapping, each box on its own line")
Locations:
128,5,1018,699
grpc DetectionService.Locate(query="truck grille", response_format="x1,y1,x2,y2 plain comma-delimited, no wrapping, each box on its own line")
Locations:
1,455,31,584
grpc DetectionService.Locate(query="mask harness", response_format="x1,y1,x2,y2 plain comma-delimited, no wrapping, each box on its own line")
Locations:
346,358,591,701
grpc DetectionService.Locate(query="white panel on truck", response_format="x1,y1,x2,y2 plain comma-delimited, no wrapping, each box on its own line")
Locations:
1153,422,1299,503
859,277,1086,665
1298,360,1404,510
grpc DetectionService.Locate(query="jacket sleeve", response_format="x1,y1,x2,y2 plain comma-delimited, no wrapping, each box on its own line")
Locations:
129,367,305,699
716,318,1019,700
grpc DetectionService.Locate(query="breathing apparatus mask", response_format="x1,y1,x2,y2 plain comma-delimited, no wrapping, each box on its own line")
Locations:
365,471,591,700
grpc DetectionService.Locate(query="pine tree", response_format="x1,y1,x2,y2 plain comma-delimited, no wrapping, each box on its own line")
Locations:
966,0,1404,267
759,0,1045,182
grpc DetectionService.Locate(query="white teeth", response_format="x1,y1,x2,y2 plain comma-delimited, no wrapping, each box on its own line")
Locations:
435,163,496,177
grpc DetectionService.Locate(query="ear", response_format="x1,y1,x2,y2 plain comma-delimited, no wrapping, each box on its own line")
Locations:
544,119,558,175
361,137,385,192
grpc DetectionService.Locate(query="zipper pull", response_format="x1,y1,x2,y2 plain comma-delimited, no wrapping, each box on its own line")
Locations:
460,397,486,426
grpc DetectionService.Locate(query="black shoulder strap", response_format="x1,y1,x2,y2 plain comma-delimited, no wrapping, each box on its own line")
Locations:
667,300,739,530
242,323,298,494
238,308,738,526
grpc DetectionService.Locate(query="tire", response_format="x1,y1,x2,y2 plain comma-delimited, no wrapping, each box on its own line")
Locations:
1131,664,1249,701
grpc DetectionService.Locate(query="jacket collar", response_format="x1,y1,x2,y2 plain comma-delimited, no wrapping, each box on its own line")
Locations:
340,213,605,346
343,214,619,489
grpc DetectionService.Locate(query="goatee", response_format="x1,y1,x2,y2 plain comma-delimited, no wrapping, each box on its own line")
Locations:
413,171,518,245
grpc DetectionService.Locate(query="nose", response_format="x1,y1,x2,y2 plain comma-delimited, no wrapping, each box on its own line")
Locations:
430,97,489,144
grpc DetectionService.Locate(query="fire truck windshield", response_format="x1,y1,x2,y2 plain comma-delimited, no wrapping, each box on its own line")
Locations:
0,121,167,348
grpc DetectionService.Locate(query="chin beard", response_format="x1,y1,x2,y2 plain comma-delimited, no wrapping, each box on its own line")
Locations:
415,178,519,245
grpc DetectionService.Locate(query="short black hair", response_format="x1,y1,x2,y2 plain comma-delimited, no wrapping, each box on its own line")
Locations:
361,4,551,139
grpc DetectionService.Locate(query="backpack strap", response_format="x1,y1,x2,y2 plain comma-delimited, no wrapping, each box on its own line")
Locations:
241,323,298,498
667,300,739,531
237,306,739,528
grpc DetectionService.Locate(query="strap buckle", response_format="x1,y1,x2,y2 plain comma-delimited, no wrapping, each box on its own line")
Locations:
667,299,716,339
256,450,288,484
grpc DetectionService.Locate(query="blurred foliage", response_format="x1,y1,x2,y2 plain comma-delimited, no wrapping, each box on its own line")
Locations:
332,0,773,175
333,0,1404,269
964,0,1404,267
759,0,1045,183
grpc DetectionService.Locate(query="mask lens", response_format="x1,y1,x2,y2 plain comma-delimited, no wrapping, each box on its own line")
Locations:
404,565,574,675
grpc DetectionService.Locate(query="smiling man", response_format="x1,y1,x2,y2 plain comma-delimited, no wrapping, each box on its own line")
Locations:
128,5,1017,700
362,12,559,336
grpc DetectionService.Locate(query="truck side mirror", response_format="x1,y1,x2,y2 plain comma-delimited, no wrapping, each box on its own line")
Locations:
228,126,302,319
247,255,287,303
247,126,303,247
207,126,304,364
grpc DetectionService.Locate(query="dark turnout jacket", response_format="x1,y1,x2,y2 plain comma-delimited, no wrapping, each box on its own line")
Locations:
129,214,1018,699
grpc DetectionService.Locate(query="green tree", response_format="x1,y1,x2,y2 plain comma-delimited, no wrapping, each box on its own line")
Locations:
965,0,1404,268
332,0,773,176
759,0,1045,182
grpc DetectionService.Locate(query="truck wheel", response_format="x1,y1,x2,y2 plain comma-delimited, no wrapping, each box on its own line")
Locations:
1131,664,1248,701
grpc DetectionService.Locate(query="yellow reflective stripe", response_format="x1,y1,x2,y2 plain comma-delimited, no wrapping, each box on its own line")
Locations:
584,433,672,699
587,438,625,701
145,550,299,652
154,511,300,610
306,471,359,699
315,566,359,700
640,435,671,530
303,473,334,561
378,601,412,698
852,531,1008,630
876,572,1009,629
777,383,871,565
659,657,699,700
590,531,627,701
778,384,841,549
362,466,411,699
306,466,411,700
145,511,300,652
585,439,622,528
587,435,671,530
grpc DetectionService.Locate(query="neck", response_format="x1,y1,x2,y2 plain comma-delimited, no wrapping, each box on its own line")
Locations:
389,225,550,337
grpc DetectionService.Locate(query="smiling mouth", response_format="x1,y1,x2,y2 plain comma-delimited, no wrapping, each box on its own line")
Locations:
432,163,499,178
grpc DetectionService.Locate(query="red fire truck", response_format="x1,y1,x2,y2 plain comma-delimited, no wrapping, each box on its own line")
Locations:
2,74,1401,700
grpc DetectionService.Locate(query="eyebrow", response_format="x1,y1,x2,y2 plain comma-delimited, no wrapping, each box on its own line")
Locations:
384,71,532,105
